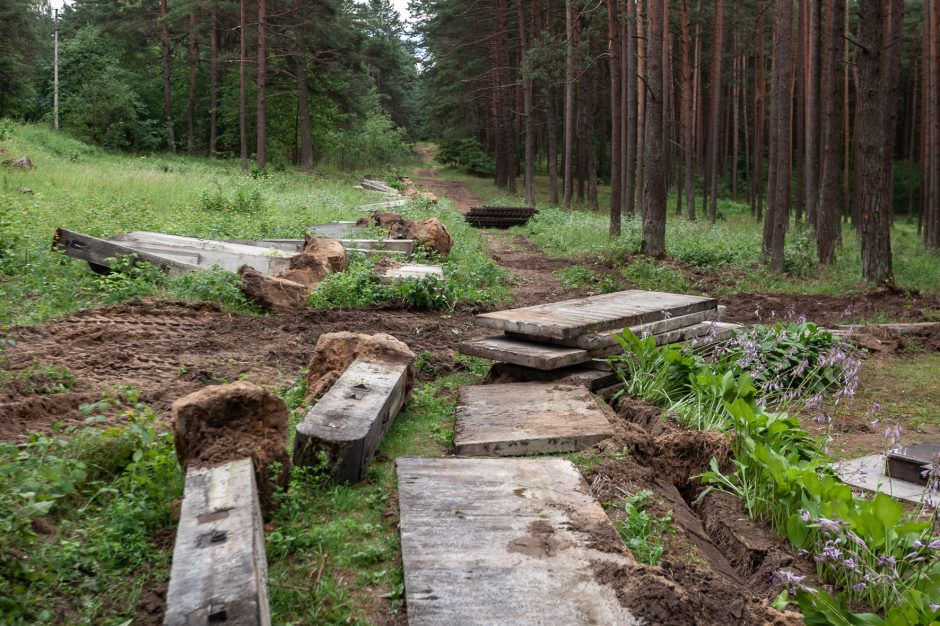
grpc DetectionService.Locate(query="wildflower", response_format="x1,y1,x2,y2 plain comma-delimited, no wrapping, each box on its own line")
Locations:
793,358,809,379
877,556,896,568
799,509,811,522
813,413,832,425
927,539,940,550
851,582,867,592
754,303,762,320
816,517,845,536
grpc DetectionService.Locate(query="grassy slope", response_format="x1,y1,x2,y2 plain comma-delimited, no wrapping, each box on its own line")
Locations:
0,125,393,325
434,163,940,296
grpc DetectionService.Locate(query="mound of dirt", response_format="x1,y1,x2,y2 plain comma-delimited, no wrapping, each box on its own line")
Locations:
171,380,291,514
847,323,940,353
305,331,416,402
238,265,310,313
403,218,452,256
581,396,816,625
355,212,453,256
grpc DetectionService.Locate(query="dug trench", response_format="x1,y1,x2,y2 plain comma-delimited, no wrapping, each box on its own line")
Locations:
577,396,814,625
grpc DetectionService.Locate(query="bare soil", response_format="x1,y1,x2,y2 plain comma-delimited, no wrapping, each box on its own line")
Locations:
582,397,814,625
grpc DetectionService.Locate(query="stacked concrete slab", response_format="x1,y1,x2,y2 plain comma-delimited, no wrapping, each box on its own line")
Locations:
459,290,738,384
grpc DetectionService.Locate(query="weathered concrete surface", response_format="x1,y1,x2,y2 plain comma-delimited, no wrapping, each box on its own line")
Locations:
455,383,612,456
164,458,270,626
294,359,409,482
304,331,416,402
475,290,717,340
382,264,445,282
361,178,401,194
396,456,641,626
886,442,940,485
508,305,727,349
834,453,928,505
460,322,740,370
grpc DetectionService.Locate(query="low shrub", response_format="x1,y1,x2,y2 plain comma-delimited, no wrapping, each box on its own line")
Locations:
168,266,262,314
92,255,166,303
436,137,495,177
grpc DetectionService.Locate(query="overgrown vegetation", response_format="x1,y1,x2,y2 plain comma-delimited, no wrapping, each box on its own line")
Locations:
518,202,940,296
616,490,673,566
0,389,182,623
435,137,496,177
608,325,940,624
0,125,507,324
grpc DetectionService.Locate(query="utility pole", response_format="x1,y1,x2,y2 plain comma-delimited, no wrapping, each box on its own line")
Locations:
53,8,59,130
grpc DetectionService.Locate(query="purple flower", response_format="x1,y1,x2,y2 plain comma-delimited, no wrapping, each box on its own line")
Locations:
851,582,867,592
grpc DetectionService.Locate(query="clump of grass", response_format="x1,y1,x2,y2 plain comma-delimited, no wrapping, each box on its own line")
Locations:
620,258,692,293
616,490,673,565
555,264,596,288
168,266,263,314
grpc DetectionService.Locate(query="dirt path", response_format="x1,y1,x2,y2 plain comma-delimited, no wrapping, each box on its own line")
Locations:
414,169,582,307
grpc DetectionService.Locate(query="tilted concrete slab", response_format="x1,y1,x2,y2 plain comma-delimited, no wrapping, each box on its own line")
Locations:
459,321,739,370
455,383,613,456
396,456,641,626
834,453,929,505
293,359,409,482
474,290,717,340
165,458,270,626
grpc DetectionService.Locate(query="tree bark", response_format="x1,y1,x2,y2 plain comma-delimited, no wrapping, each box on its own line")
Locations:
856,0,893,284
635,0,646,216
608,0,622,235
816,0,843,264
187,5,197,154
547,85,559,204
706,0,724,222
804,0,821,227
209,0,219,156
256,0,267,168
762,0,793,272
563,0,576,209
239,0,249,172
520,0,535,206
623,0,637,215
680,0,693,219
752,11,765,221
295,0,313,169
641,0,666,257
925,0,940,248
161,0,176,154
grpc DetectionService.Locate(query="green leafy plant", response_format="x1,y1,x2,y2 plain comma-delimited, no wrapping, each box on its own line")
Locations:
436,137,495,176
168,266,262,314
93,255,166,303
389,276,454,310
555,265,596,289
616,490,673,565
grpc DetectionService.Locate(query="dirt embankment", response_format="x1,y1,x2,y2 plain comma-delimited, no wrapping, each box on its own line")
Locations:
582,397,813,625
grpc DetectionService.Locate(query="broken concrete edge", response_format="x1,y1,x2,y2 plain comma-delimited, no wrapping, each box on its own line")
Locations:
164,458,271,626
293,359,411,482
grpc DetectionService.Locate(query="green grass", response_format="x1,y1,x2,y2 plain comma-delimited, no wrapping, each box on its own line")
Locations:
0,124,507,325
425,160,940,297
267,356,489,624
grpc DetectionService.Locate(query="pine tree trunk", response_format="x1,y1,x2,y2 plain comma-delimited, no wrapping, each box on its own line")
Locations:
209,0,218,156
187,6,197,154
608,0,622,235
623,0,637,215
763,0,793,272
731,52,739,200
906,60,918,224
816,0,843,264
925,0,940,248
856,0,894,284
520,0,535,206
563,0,576,209
161,0,176,154
256,0,267,168
804,0,821,227
881,0,904,225
641,0,666,257
635,0,646,216
239,0,249,172
547,85,559,204
296,0,313,169
706,0,724,222
681,0,694,220
753,12,765,221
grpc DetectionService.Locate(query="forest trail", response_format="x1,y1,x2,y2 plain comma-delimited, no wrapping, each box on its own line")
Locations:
413,169,582,307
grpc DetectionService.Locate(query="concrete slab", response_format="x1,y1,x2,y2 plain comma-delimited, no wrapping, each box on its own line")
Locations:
454,383,612,456
396,456,640,626
458,322,739,370
475,290,717,340
382,264,445,281
293,359,409,482
358,199,410,212
362,179,401,194
834,453,929,505
508,306,726,349
341,238,415,255
885,442,939,485
164,458,270,626
308,221,364,239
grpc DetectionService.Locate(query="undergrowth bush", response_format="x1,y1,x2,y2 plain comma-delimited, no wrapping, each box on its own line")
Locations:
436,137,495,177
616,490,673,566
93,255,166,303
608,325,940,624
168,266,262,314
198,179,267,214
